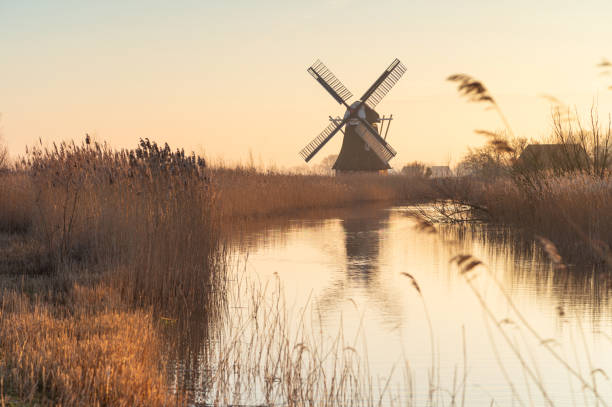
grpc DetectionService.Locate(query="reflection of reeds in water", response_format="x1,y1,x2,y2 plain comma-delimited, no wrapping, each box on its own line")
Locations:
413,215,610,407
200,270,372,406
439,222,611,323
193,213,611,406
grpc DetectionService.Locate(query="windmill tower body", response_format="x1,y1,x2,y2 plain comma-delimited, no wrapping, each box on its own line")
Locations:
333,104,390,172
299,59,406,172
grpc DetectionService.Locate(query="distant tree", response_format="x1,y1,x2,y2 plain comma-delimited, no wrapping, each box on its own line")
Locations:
314,154,338,174
0,142,7,170
0,117,8,170
455,131,527,179
550,107,612,177
319,154,338,169
401,161,430,178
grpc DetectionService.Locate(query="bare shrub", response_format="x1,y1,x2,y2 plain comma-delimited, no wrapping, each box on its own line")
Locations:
551,106,612,177
455,130,527,180
401,161,431,177
0,117,8,170
0,143,7,170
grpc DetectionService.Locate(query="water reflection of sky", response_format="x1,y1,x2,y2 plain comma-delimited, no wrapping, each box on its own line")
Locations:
231,205,612,406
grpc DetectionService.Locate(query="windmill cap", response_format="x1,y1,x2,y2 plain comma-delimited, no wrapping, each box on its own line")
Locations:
345,101,366,123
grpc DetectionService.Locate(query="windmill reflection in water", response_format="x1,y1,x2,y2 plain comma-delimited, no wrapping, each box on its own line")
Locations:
315,206,403,327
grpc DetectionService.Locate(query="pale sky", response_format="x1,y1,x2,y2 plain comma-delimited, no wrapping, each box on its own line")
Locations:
1,1,612,169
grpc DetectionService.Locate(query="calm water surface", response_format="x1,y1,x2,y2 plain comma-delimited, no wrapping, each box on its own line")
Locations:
203,205,612,406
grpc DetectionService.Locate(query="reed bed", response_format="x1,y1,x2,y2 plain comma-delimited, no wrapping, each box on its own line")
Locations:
0,138,223,404
436,173,612,266
3,138,222,314
211,167,434,220
0,172,33,234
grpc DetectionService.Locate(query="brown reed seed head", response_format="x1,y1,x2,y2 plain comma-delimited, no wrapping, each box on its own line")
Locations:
489,139,515,154
473,129,515,154
539,94,566,107
473,129,499,138
401,272,422,295
447,74,495,104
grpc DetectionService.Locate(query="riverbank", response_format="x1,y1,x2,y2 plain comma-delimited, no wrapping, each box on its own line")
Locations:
1,138,609,404
432,173,612,267
0,139,434,405
0,139,221,405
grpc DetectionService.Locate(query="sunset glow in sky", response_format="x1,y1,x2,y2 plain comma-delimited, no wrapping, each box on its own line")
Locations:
2,1,612,168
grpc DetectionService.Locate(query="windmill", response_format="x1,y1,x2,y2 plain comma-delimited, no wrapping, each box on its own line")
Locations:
299,58,406,172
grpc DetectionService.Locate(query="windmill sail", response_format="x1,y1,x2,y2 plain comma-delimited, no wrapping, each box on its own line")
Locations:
360,59,406,109
353,121,397,163
299,118,347,162
308,60,353,106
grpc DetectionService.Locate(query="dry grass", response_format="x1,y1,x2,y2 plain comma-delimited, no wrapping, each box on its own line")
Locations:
0,285,172,406
0,173,33,234
0,137,437,404
6,138,222,314
0,138,222,404
212,167,434,220
434,173,612,266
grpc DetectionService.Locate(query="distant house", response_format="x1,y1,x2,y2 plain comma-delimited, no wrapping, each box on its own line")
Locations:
514,144,589,173
429,165,453,178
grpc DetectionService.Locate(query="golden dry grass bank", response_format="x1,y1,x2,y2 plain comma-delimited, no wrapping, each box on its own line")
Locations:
0,284,171,406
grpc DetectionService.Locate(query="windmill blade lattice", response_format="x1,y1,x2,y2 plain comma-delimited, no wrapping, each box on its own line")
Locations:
360,59,407,109
299,118,348,162
354,119,397,162
308,60,353,106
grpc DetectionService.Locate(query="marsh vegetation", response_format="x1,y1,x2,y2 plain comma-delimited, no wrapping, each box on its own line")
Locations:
0,76,611,405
